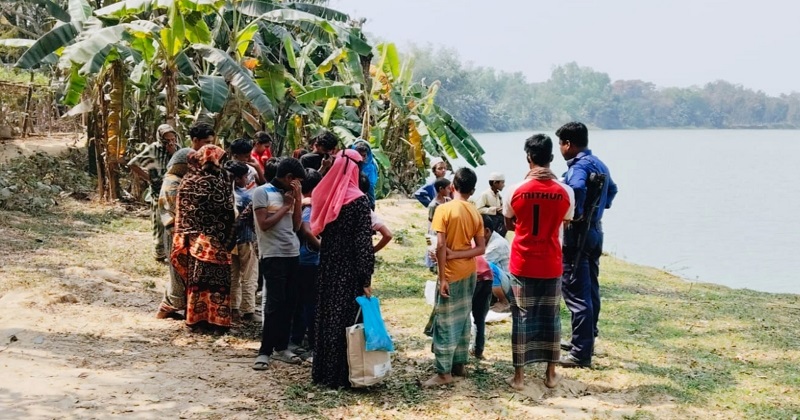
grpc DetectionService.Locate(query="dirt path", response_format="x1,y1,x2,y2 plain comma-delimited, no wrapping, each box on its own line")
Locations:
0,200,722,419
0,133,85,164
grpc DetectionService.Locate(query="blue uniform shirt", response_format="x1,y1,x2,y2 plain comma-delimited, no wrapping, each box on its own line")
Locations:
563,149,618,223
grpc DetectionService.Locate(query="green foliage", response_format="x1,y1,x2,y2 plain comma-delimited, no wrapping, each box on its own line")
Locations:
0,149,94,211
409,45,800,131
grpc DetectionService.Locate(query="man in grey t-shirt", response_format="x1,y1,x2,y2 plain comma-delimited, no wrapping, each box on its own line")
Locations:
252,158,305,370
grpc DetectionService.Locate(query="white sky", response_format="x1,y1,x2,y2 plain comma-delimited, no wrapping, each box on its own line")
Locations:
329,0,800,95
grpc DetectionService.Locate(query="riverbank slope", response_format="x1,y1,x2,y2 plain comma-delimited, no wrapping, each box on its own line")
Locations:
0,198,797,419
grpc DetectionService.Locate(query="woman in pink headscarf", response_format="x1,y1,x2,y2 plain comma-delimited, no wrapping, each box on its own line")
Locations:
310,148,375,388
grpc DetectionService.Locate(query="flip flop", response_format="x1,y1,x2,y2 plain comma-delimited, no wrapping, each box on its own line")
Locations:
272,350,302,365
252,354,270,371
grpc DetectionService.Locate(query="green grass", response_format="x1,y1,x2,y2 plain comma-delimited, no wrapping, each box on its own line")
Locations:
2,197,799,419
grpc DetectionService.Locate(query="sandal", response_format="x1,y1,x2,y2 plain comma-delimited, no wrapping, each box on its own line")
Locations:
271,350,302,365
288,343,308,354
252,354,270,371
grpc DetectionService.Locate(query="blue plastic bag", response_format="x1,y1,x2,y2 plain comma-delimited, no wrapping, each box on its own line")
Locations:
355,296,395,352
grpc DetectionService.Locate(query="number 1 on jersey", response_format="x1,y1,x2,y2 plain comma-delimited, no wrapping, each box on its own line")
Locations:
532,204,540,236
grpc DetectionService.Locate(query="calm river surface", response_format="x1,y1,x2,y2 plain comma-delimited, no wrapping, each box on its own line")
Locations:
465,130,799,294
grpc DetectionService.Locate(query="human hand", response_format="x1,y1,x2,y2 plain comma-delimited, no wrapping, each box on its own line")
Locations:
496,206,503,214
445,247,455,259
438,280,450,298
363,286,372,298
283,191,295,207
290,180,302,199
321,154,333,171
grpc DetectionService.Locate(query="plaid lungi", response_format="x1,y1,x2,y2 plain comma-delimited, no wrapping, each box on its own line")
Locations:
431,273,477,374
510,275,561,367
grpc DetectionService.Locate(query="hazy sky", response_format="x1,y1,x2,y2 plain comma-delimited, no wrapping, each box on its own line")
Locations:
329,0,799,95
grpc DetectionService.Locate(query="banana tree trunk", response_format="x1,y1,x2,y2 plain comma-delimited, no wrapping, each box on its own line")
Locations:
164,64,178,129
105,61,125,200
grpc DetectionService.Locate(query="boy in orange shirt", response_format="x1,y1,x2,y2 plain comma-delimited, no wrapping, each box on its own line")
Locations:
423,168,486,387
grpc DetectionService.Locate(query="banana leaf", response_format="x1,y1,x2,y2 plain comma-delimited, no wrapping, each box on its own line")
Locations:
63,65,86,106
237,0,282,18
322,98,337,126
78,44,113,75
68,0,92,23
193,45,274,117
331,125,356,145
296,84,355,104
418,113,457,160
198,75,228,112
61,25,126,67
0,39,36,48
175,51,196,76
16,23,80,69
25,0,71,22
376,43,400,79
255,62,286,105
185,11,212,45
346,28,372,56
285,2,349,22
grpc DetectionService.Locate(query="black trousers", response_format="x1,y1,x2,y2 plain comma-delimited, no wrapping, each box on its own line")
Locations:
258,256,299,356
472,280,493,356
291,264,319,349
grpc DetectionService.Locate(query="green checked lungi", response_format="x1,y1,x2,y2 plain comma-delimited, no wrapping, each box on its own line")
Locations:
510,275,561,367
431,273,476,374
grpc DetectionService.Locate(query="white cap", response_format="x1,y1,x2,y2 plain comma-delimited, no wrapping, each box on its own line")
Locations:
488,172,505,181
429,157,444,170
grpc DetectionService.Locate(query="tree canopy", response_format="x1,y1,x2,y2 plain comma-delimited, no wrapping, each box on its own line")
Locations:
408,45,800,131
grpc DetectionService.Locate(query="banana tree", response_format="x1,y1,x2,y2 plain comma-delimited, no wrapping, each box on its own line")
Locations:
365,42,486,196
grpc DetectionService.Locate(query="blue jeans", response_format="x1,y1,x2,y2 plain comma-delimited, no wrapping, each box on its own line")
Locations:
561,226,603,362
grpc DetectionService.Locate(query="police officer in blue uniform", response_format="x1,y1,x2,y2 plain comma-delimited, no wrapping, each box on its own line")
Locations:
556,122,618,368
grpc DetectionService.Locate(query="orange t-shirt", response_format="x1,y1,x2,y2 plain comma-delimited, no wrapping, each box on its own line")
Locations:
431,199,484,282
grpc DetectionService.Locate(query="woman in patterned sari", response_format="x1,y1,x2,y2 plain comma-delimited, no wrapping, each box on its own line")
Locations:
171,144,236,332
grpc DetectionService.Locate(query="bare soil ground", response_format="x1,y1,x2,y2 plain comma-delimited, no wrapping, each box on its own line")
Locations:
0,133,85,164
1,198,798,419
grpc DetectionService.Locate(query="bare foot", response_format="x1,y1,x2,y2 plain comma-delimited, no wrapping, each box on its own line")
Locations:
544,372,562,388
506,376,525,391
422,373,454,388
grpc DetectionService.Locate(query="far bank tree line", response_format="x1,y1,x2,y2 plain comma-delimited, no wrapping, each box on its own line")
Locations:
408,45,800,131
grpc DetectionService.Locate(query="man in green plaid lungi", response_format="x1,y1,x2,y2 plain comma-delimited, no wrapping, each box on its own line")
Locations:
502,134,575,390
424,168,485,388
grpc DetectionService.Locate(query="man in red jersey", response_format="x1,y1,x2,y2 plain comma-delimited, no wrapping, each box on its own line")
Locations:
503,133,574,391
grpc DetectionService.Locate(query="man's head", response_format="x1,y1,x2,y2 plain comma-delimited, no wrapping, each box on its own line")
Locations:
452,167,478,197
430,157,447,179
555,121,588,161
224,160,250,188
488,172,505,192
482,214,496,238
433,177,451,198
189,122,215,150
355,143,370,161
157,124,179,154
301,168,322,196
253,131,272,154
273,157,305,188
524,134,554,168
264,157,280,183
310,131,338,155
230,138,254,162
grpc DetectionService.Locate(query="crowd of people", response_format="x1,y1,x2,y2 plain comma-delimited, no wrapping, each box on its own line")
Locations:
128,120,616,391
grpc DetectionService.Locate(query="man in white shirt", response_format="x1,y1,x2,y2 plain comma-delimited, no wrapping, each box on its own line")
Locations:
471,172,507,237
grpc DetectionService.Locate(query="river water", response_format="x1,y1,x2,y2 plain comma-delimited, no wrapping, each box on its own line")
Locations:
463,130,799,294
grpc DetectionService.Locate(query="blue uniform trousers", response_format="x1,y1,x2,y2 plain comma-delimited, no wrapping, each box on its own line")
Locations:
562,226,603,362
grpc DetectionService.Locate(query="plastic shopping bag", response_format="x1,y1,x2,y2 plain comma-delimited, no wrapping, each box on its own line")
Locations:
355,296,395,352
